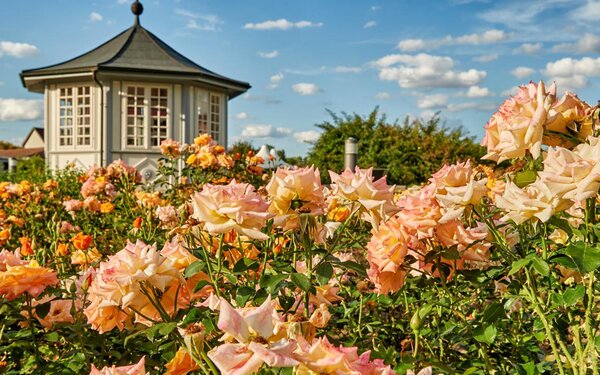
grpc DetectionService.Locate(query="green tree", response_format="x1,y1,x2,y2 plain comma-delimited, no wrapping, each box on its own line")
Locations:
307,108,485,185
0,140,18,150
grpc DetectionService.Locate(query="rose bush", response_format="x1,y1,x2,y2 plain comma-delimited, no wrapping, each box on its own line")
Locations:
0,85,600,374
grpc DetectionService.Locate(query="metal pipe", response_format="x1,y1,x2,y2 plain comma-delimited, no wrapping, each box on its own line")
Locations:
344,137,357,171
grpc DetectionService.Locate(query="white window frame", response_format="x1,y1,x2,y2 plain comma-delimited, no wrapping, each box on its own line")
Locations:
195,89,224,142
122,83,171,150
57,84,93,149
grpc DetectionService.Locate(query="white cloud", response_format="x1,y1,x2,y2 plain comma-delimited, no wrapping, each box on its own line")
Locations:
364,21,377,29
90,12,103,22
242,93,282,104
0,99,43,121
284,66,327,76
473,53,498,62
175,9,222,31
464,85,493,97
117,0,129,4
570,1,600,22
552,34,600,54
294,130,321,143
244,19,323,30
375,92,391,100
543,57,600,89
371,6,381,11
241,124,293,138
511,66,535,79
258,50,279,58
417,94,448,109
396,29,509,52
447,102,498,112
373,53,486,88
235,112,248,120
501,86,520,97
267,73,284,89
514,42,542,55
292,83,320,95
0,41,38,58
333,66,362,73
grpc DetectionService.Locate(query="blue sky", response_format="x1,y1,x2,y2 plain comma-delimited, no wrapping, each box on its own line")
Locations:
2,0,600,156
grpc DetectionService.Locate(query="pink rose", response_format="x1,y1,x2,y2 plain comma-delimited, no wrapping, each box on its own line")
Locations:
191,180,273,240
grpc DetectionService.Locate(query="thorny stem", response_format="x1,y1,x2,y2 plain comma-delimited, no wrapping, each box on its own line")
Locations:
25,295,42,367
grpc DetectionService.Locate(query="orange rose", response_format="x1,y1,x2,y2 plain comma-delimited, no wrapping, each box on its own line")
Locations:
19,236,33,256
100,202,115,214
164,347,200,375
71,233,93,250
56,243,69,257
133,217,143,229
0,260,58,300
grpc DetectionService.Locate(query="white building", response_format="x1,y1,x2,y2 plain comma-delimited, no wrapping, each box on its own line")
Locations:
20,1,250,178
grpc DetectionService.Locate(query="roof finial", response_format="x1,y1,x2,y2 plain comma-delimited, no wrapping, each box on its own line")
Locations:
131,0,143,26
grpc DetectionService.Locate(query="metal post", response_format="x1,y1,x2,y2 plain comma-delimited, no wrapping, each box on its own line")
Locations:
344,137,357,171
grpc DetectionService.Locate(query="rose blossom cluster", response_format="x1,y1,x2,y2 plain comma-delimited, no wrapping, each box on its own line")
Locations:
206,296,395,375
84,240,195,332
481,81,590,162
366,161,491,294
184,134,235,170
482,81,600,225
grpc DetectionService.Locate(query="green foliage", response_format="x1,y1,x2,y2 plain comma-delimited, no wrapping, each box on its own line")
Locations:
307,108,485,185
0,140,18,150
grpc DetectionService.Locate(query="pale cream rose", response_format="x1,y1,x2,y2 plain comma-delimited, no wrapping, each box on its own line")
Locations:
482,81,556,162
545,92,591,146
431,160,488,223
328,167,398,229
539,146,600,202
191,180,273,240
266,166,325,216
495,178,572,224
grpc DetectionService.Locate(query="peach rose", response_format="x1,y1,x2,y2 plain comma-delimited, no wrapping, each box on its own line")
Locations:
431,160,488,222
539,146,600,202
482,81,556,162
266,166,325,218
495,178,572,224
328,167,398,229
164,347,200,375
90,356,148,375
366,217,414,294
207,296,298,375
0,260,58,300
191,180,273,240
396,184,442,239
160,139,181,158
294,336,395,375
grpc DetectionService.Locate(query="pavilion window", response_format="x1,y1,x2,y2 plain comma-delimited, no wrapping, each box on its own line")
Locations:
124,84,170,148
209,94,221,140
58,86,92,147
196,90,222,141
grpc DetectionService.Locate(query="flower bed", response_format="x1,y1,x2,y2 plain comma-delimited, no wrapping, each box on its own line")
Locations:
1,81,600,374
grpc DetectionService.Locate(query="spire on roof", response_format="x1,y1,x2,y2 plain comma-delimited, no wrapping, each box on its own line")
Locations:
131,0,143,26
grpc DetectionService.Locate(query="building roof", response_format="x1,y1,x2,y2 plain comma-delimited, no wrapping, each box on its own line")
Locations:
21,20,250,97
22,127,44,148
0,147,44,159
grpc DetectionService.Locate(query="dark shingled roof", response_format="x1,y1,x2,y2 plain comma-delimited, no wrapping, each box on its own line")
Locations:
21,24,250,97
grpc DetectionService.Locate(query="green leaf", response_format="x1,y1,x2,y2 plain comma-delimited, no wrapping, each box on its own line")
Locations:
482,302,504,323
509,258,531,276
314,262,334,285
291,273,313,293
530,257,550,277
181,308,202,325
45,332,60,342
562,285,585,306
235,286,255,306
334,260,367,278
514,170,537,188
35,302,51,319
557,242,600,274
184,260,206,278
260,274,289,294
473,324,497,345
233,258,259,273
193,280,211,293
